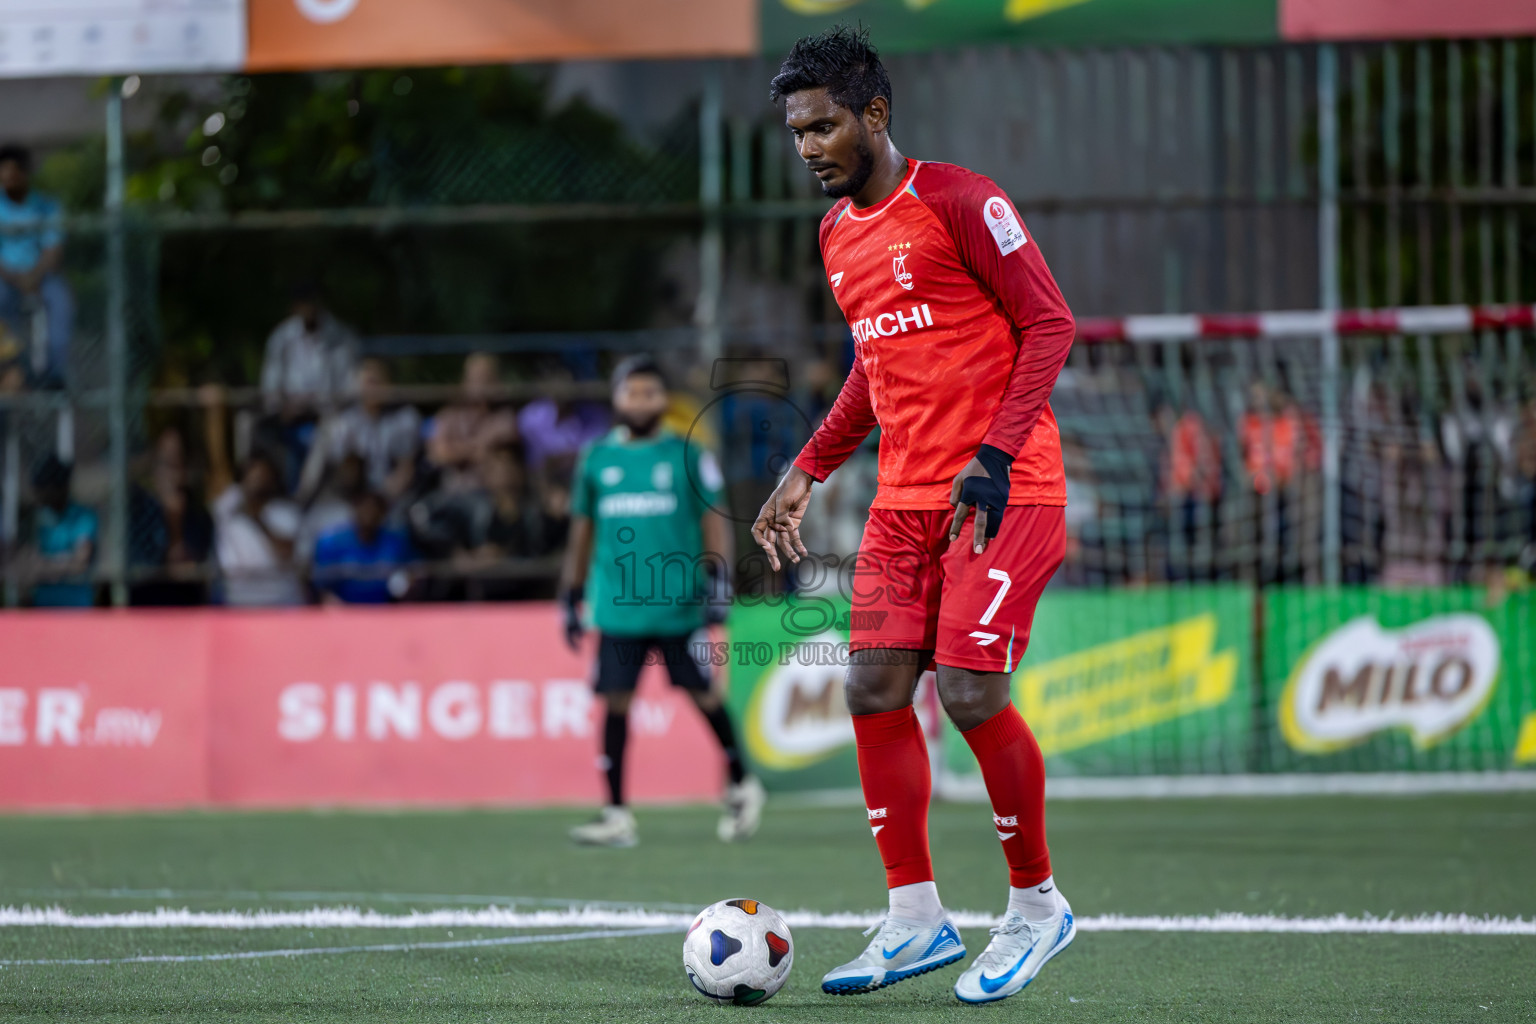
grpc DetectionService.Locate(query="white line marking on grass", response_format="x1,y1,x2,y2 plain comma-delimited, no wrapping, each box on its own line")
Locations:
3,906,1533,936
11,888,700,912
0,926,671,967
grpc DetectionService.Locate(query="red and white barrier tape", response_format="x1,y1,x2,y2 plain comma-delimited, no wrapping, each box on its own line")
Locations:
1076,304,1536,343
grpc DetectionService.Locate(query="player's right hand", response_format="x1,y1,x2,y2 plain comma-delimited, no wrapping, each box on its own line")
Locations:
560,586,585,651
752,466,813,572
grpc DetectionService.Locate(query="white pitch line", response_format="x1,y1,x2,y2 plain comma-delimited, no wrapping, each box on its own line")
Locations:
0,926,672,967
11,887,700,912
2,906,1533,936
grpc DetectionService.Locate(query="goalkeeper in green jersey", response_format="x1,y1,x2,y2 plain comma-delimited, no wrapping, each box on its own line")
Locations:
558,355,765,846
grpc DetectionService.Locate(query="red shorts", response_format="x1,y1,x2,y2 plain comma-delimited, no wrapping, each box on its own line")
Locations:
848,505,1065,673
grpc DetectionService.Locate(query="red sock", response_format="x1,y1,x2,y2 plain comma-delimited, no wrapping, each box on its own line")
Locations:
851,706,934,888
962,704,1051,887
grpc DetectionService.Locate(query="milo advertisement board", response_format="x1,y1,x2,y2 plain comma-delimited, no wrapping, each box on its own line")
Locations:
728,585,1254,791
725,597,862,793
942,586,1253,781
1262,590,1536,772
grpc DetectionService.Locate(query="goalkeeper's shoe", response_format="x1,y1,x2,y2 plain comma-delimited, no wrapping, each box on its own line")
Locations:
953,897,1076,1004
717,776,766,843
820,914,966,995
568,805,637,847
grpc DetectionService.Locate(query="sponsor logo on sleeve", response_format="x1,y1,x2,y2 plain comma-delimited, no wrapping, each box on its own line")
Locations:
983,196,1028,255
1280,614,1500,752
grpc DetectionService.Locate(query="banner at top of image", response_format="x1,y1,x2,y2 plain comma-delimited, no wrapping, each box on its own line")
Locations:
0,0,246,78
764,0,1536,53
247,0,758,72
762,0,1278,52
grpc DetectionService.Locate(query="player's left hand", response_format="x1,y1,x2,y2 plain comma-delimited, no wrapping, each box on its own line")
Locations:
948,444,1013,554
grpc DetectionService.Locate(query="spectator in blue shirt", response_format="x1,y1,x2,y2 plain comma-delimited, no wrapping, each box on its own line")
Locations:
311,490,413,604
27,455,96,607
0,146,73,388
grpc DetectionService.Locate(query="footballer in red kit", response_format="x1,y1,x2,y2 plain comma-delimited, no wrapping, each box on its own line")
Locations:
753,28,1077,1003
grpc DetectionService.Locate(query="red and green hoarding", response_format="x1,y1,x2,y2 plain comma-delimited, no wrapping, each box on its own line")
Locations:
727,586,1536,791
1262,589,1536,773
763,0,1536,53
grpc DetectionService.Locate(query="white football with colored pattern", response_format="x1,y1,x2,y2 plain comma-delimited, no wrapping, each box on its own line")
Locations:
682,898,794,1005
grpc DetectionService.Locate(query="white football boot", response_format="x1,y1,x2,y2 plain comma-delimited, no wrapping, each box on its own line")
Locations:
820,914,966,995
717,776,766,842
953,896,1076,1004
569,806,638,847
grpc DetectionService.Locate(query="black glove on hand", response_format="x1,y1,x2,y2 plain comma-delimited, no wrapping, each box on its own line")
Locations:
560,586,585,651
704,561,733,626
957,443,1014,540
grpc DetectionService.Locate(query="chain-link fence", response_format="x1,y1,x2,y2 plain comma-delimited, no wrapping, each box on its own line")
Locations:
0,39,1532,608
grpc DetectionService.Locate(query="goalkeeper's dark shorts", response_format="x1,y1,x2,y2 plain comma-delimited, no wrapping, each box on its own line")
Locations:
593,629,713,694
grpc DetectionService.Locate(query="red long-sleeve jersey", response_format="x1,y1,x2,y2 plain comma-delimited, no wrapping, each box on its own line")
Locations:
793,159,1075,510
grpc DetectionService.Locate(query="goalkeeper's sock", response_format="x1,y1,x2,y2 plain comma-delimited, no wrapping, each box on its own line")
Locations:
852,705,936,893
961,704,1052,889
700,705,747,786
600,710,628,807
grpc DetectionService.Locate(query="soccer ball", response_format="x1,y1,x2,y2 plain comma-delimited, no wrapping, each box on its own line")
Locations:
682,898,794,1005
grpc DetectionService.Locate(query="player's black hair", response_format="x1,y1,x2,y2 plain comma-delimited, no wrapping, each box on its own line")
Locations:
611,354,668,392
769,25,892,129
0,144,31,171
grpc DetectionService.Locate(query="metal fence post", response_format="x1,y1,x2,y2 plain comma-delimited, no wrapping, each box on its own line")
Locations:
1317,44,1342,587
105,83,129,607
697,64,725,365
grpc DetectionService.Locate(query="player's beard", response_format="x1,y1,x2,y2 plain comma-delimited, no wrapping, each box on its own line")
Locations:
619,411,663,437
820,135,876,199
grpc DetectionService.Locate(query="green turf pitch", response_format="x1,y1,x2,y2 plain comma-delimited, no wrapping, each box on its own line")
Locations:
1,795,1532,1022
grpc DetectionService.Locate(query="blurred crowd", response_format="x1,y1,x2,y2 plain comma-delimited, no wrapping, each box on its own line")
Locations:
7,280,604,607
1055,363,1536,589
2,130,1534,606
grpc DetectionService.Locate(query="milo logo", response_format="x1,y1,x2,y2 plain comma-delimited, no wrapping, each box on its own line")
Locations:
1280,614,1500,752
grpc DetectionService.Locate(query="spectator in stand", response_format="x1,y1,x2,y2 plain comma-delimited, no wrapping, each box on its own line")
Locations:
426,440,549,601
128,427,215,606
311,490,414,604
313,357,421,503
25,455,96,607
259,280,360,485
296,452,368,567
1158,401,1224,580
213,453,303,607
1239,380,1321,498
1240,380,1322,584
0,145,73,388
427,352,518,494
1439,370,1519,584
517,364,609,479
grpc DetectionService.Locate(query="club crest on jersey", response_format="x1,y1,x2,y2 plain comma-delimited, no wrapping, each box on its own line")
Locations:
892,251,914,291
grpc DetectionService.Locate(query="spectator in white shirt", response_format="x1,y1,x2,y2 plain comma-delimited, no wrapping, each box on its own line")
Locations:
260,281,359,417
257,282,359,489
213,453,304,607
